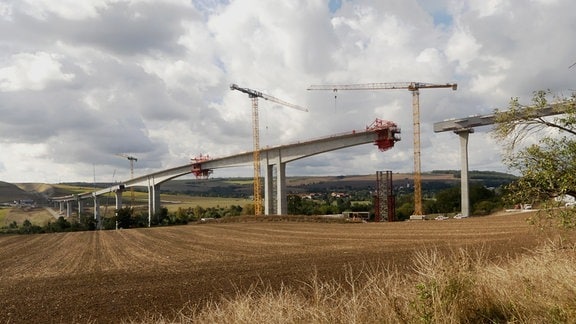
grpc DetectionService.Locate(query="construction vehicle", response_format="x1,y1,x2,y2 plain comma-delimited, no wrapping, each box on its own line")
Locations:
231,83,308,215
308,82,457,217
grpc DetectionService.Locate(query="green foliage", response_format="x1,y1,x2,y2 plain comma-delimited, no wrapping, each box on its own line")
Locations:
396,202,414,220
288,194,373,216
471,200,495,215
435,187,461,213
506,138,576,203
153,207,169,225
20,219,43,234
116,207,133,229
45,216,72,232
493,90,576,151
425,185,502,216
493,90,576,229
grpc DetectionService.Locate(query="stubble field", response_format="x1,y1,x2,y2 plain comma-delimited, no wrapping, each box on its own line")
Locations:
0,212,542,323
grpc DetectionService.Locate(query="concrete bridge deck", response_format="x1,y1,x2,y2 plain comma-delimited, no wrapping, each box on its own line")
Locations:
52,119,400,226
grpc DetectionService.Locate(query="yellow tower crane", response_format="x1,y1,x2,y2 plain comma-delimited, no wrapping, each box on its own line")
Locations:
116,153,138,207
307,82,457,217
230,83,308,215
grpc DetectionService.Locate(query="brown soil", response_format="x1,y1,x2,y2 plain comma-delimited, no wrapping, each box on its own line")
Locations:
0,212,544,323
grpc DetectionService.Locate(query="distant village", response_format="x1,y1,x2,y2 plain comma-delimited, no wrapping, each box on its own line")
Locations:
2,199,36,208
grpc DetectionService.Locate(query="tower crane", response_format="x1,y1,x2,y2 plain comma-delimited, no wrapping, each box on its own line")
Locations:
116,153,138,207
230,83,308,215
307,82,457,217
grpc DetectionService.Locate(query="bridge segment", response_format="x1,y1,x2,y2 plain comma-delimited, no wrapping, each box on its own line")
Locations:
52,119,400,226
433,100,572,217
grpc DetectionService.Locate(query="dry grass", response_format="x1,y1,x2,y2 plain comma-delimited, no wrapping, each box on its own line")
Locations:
0,207,9,224
162,196,253,210
3,207,54,226
136,239,576,324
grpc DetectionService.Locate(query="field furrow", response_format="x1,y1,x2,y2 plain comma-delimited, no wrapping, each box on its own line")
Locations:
0,212,548,323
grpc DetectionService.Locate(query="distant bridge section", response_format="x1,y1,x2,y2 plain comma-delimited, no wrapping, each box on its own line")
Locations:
433,100,573,217
433,104,567,132
52,119,400,227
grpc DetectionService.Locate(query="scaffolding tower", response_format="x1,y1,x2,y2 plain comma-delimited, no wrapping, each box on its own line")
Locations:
375,171,395,222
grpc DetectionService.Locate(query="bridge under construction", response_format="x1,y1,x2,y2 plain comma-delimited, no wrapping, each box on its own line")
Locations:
51,119,401,227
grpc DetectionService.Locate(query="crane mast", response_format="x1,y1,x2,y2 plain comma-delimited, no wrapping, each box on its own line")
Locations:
231,84,308,215
308,82,457,217
117,154,138,207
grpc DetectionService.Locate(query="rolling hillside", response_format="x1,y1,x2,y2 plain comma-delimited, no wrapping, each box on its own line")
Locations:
0,171,516,203
0,182,39,204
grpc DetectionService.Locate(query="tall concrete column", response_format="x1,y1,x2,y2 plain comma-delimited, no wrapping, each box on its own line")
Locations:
148,184,161,227
59,201,64,213
115,190,123,210
276,162,287,215
264,164,274,215
77,199,83,218
66,201,72,218
456,129,473,217
93,195,101,229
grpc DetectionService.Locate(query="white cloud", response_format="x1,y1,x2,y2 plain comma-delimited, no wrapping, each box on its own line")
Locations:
17,0,111,20
0,0,575,183
445,28,481,71
0,52,74,91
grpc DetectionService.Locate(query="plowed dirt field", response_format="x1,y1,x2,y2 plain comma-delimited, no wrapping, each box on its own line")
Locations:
0,212,542,323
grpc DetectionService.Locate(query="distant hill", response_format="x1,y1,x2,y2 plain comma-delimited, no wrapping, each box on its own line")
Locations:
0,171,518,202
0,182,40,204
158,171,516,196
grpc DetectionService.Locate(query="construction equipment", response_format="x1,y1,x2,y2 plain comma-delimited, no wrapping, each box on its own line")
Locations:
117,153,138,207
191,154,213,179
308,82,457,217
230,83,308,215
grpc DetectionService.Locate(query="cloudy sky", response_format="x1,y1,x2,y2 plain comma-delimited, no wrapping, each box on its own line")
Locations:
0,0,574,183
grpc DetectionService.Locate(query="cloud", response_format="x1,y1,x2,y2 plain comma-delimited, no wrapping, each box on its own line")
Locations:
0,52,74,91
0,0,575,183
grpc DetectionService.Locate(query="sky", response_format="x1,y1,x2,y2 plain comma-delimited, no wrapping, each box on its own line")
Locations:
0,0,575,183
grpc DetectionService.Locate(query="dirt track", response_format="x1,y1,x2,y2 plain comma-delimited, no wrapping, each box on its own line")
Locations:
0,212,542,323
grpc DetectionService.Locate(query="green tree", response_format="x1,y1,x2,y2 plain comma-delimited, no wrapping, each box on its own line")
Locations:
493,90,576,227
116,207,133,229
493,90,576,151
435,187,461,213
242,203,255,216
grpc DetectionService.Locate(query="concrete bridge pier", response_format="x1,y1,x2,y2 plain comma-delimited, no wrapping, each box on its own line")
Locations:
264,161,288,215
66,201,72,218
115,190,123,210
77,199,83,219
147,183,161,227
276,162,287,215
456,128,473,217
93,194,101,229
59,201,65,214
265,165,274,215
